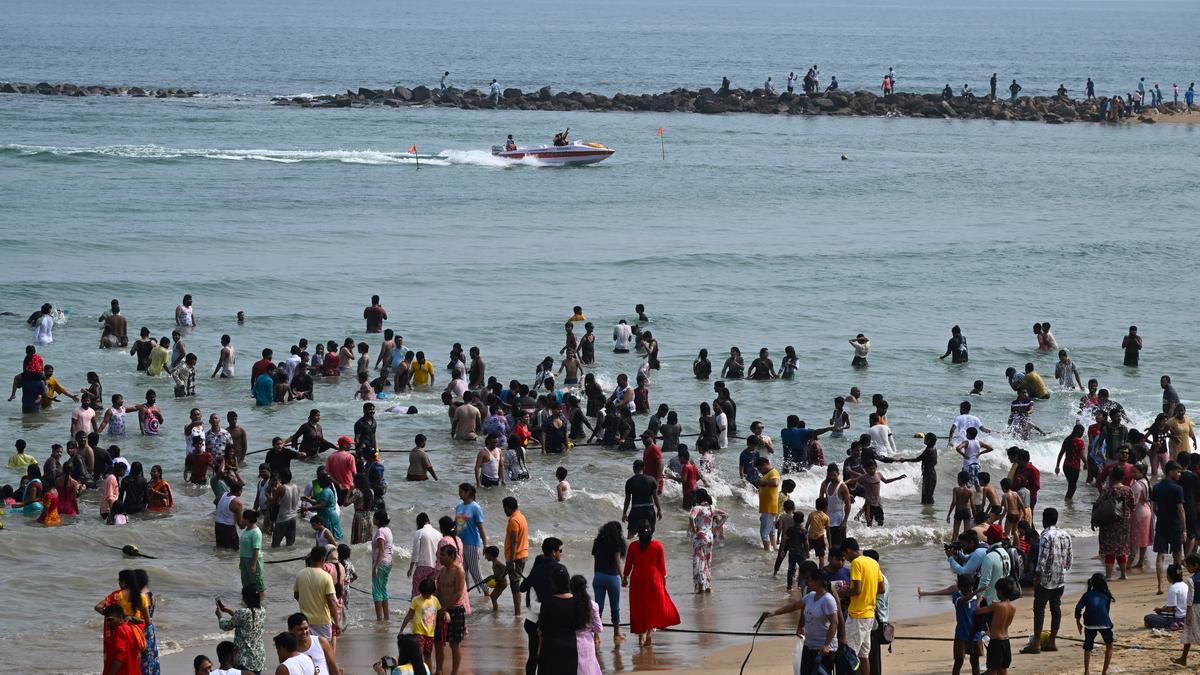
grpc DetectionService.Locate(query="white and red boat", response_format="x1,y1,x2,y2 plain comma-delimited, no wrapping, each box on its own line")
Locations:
491,141,614,166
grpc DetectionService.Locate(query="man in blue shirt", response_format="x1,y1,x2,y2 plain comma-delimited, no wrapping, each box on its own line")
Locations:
780,415,834,467
456,483,488,595
947,529,987,578
254,363,276,406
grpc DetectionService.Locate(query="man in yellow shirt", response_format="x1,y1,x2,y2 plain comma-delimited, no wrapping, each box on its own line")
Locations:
843,537,884,675
1021,362,1049,399
410,351,435,387
292,546,339,639
147,337,171,376
40,365,78,409
8,439,38,468
755,456,781,551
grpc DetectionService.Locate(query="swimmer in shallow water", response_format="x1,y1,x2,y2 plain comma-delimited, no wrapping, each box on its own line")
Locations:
385,405,419,415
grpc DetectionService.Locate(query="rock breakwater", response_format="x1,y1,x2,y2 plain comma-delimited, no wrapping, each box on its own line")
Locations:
0,81,201,98
271,84,1192,123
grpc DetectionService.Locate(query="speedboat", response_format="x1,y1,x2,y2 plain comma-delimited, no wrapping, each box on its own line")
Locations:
490,141,614,166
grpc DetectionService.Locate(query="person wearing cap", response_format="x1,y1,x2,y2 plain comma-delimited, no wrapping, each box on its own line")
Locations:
977,524,1013,605
324,436,357,505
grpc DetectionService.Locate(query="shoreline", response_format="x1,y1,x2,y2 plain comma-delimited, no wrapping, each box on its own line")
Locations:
3,80,1197,125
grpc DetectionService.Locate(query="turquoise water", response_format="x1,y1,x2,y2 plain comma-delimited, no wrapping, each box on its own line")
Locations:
3,0,1200,672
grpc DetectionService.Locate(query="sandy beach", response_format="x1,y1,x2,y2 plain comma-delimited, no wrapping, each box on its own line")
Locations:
154,534,1200,675
679,564,1194,675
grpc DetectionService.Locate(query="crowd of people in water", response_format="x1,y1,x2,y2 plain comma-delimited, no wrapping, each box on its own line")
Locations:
5,294,1200,675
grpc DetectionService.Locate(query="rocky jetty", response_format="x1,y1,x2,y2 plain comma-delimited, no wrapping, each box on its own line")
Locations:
272,84,1188,124
0,81,201,98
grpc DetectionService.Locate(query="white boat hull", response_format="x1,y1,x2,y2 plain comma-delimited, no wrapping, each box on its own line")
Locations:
491,142,614,166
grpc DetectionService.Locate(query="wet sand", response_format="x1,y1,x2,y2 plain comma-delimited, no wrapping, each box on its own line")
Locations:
687,562,1190,675
159,537,1154,674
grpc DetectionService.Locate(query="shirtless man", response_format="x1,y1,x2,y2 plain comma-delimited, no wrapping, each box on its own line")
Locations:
394,351,414,393
946,471,975,538
558,350,584,386
746,348,778,380
375,329,396,381
227,411,248,467
468,347,486,389
453,392,482,441
212,334,235,378
974,579,1017,675
435,545,467,675
98,299,128,348
977,472,1002,524
1000,478,1023,541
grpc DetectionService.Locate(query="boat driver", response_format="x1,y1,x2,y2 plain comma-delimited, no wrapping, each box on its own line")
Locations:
505,134,516,151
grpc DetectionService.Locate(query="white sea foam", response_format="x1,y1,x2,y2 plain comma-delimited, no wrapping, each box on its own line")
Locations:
0,143,557,169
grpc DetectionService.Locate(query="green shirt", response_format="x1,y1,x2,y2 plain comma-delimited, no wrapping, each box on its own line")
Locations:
240,526,262,558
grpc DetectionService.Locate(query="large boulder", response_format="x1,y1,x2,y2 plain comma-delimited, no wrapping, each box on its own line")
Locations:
813,97,836,111
537,85,552,101
410,85,431,102
392,86,412,101
503,87,522,100
0,82,17,94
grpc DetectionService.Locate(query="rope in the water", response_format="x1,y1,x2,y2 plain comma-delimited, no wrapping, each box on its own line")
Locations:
81,534,156,559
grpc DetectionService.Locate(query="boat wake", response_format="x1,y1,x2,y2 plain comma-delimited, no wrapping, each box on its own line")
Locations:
0,143,551,169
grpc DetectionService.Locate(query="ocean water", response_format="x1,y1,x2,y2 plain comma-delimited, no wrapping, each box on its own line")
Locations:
3,0,1200,672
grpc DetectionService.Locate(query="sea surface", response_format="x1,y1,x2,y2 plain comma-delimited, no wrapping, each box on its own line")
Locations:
2,0,1200,672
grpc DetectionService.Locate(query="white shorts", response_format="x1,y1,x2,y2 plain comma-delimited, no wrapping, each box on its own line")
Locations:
309,623,333,640
845,617,874,658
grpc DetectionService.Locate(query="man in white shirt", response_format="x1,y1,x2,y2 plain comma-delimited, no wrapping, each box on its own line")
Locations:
612,320,633,353
408,513,442,599
867,413,897,454
30,303,54,345
949,401,991,445
284,346,302,384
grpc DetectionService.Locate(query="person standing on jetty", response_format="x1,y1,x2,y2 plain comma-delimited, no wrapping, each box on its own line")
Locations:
1009,79,1022,102
990,73,998,99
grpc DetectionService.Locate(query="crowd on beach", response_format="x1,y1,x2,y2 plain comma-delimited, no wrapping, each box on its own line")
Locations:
5,294,1200,675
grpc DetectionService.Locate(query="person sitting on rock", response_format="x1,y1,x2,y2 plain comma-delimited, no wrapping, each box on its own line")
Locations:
824,76,839,93
942,84,954,100
505,134,516,151
1056,84,1068,98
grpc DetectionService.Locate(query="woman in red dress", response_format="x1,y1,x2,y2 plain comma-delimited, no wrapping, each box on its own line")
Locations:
621,522,680,646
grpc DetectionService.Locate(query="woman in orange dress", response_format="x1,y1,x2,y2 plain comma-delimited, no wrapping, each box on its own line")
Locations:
36,486,60,526
621,523,680,646
146,465,173,513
